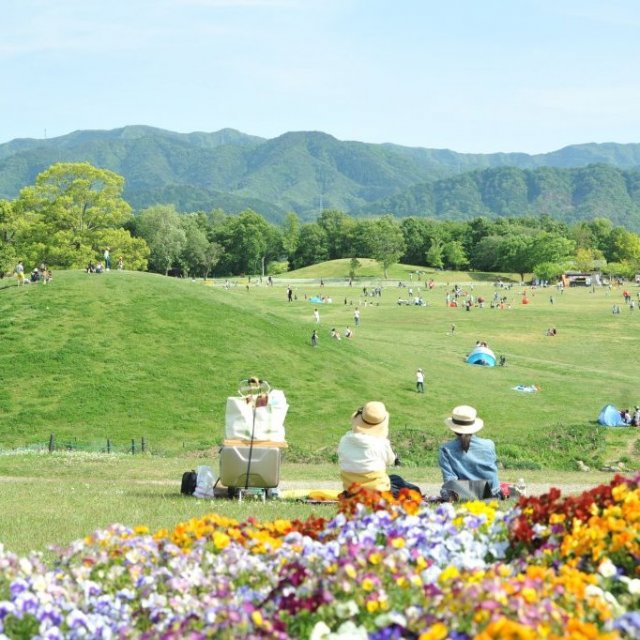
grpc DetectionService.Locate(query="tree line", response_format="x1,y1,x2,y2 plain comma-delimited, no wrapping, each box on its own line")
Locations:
2,162,640,281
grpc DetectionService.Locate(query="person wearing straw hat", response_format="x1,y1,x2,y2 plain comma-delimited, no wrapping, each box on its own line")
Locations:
338,401,421,497
338,401,395,494
439,405,502,499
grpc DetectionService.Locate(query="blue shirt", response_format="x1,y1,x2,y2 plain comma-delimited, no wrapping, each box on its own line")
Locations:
438,435,500,496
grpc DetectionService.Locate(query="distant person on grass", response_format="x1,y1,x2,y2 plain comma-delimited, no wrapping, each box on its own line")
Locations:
14,261,25,286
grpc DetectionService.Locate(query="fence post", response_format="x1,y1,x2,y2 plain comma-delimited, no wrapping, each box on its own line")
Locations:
107,438,111,454
141,437,146,453
48,433,55,453
131,439,136,455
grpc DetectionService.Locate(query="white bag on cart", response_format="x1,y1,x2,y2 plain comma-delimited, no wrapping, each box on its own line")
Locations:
224,389,288,442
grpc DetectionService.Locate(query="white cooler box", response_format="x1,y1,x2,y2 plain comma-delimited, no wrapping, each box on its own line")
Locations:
219,445,282,489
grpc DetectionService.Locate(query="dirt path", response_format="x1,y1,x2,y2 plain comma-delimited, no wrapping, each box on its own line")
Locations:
278,479,604,497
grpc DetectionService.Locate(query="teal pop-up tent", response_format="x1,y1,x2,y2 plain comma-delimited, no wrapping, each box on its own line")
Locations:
598,404,626,427
466,345,496,367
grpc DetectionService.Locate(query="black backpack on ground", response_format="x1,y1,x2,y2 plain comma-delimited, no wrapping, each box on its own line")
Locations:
181,470,197,495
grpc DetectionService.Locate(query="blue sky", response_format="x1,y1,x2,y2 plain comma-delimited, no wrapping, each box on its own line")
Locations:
2,0,639,153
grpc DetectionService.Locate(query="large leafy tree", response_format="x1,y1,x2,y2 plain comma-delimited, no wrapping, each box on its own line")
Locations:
281,212,300,264
291,223,329,269
365,215,406,278
15,162,135,268
0,200,18,276
443,240,469,270
317,210,356,260
178,214,211,277
214,209,272,275
136,205,187,275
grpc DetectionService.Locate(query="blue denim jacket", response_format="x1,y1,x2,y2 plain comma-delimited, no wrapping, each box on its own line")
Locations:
438,435,500,496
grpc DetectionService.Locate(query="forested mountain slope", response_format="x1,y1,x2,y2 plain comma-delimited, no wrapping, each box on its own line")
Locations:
1,126,639,224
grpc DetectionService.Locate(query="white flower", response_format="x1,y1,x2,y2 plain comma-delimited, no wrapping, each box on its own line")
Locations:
598,559,617,578
586,584,604,599
335,600,359,618
19,557,33,576
619,576,640,595
375,611,407,628
310,621,331,640
334,621,368,639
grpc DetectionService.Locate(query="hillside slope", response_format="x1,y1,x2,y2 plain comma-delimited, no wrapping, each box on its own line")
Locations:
0,268,638,472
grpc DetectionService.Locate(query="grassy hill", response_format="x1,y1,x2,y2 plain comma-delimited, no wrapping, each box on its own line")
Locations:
0,266,638,471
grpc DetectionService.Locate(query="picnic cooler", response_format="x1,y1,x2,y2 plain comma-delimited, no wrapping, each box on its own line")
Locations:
219,446,281,488
219,380,288,497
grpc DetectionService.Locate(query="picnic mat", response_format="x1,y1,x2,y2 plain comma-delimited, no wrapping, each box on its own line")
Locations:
280,489,341,503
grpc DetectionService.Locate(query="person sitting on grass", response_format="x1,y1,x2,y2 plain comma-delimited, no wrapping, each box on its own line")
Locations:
338,401,421,498
439,405,503,501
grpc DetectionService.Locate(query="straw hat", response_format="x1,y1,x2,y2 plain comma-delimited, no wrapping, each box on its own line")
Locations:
445,405,484,435
351,401,389,438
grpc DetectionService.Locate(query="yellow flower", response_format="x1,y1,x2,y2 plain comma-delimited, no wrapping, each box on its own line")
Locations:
362,577,375,592
438,566,460,583
344,564,356,579
369,552,382,565
251,610,263,626
212,531,230,550
418,622,448,640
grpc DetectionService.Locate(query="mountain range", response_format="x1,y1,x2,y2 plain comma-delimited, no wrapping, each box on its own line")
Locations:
1,125,640,228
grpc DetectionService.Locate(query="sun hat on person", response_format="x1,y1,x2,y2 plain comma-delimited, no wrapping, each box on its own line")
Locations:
351,401,389,438
445,405,484,434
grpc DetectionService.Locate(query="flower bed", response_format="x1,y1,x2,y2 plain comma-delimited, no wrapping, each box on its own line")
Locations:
0,475,638,639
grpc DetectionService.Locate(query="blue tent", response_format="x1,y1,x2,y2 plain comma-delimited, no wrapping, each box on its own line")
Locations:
598,404,626,427
466,345,496,367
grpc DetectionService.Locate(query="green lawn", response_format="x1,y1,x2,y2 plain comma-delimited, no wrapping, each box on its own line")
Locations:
0,266,638,471
0,263,638,555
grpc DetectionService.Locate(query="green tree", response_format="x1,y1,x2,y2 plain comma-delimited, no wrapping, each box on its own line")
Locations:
15,162,134,268
317,210,355,259
203,242,224,278
532,261,566,282
349,257,361,279
443,240,469,270
292,223,329,269
606,227,640,267
496,234,535,280
469,235,502,272
136,205,187,275
527,233,575,269
179,214,210,277
0,200,18,277
574,247,601,273
214,210,272,275
281,212,300,263
425,239,444,270
97,228,149,271
364,216,406,278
